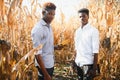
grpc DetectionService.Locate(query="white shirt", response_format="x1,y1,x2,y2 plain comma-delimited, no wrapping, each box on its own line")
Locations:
74,23,99,67
31,19,54,68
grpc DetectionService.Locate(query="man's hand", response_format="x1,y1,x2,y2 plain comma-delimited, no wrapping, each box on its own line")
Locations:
54,44,64,50
88,69,96,77
44,74,52,80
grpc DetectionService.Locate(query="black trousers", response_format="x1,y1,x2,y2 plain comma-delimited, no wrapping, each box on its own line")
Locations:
77,65,94,80
36,66,54,80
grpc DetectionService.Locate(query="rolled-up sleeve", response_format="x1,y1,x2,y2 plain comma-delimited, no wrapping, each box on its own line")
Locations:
92,29,99,54
31,27,43,55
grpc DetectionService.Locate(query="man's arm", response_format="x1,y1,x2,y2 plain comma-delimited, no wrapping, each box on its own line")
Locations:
91,29,99,76
35,54,51,80
93,53,98,70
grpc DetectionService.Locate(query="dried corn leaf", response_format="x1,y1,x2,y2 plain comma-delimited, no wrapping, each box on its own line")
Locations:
12,44,43,72
107,13,113,26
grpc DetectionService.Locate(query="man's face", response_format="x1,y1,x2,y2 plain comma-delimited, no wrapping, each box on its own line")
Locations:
44,10,55,23
78,13,89,26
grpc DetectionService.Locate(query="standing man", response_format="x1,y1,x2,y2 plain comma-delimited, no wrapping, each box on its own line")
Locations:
74,8,100,80
31,2,62,80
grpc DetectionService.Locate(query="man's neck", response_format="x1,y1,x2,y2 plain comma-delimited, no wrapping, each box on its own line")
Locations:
43,17,50,24
81,23,88,28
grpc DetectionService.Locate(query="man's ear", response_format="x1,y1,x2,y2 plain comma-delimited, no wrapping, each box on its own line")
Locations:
42,11,48,17
42,11,46,15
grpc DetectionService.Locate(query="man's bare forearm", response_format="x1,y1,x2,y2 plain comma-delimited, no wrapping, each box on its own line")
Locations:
93,53,98,70
35,55,49,76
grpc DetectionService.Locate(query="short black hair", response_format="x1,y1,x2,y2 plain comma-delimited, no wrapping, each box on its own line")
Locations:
43,2,56,11
78,8,89,16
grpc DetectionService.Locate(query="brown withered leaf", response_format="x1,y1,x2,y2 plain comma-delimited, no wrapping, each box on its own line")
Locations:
107,13,113,26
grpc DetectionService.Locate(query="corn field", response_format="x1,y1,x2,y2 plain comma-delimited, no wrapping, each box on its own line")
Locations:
0,0,120,80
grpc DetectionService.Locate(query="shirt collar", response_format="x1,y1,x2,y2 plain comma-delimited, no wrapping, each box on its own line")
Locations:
40,19,50,27
81,23,90,30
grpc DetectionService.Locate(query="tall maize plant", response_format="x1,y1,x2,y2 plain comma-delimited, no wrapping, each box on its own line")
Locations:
0,0,120,80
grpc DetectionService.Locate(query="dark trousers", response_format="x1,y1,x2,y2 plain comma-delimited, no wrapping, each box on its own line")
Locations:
36,66,54,80
77,65,94,80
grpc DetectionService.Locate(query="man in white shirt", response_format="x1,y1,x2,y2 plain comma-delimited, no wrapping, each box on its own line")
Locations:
74,8,99,80
31,2,62,80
